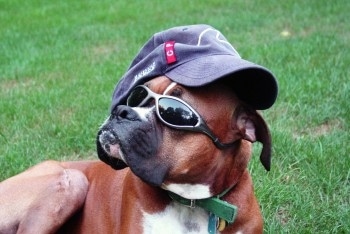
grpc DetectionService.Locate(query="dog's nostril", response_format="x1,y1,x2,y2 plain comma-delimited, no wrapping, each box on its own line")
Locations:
119,109,129,119
113,105,140,121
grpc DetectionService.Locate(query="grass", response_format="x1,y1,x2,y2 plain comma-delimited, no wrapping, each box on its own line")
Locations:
1,0,349,233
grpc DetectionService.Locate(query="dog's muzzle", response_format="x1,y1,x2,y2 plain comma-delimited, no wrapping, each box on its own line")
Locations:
96,128,128,170
99,130,118,153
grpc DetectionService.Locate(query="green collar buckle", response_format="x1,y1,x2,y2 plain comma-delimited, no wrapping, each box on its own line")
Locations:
168,191,238,232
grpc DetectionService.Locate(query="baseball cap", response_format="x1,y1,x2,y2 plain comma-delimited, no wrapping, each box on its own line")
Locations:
111,24,278,111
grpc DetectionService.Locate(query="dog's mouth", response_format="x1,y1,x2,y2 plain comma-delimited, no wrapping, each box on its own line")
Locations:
99,130,119,154
96,129,128,170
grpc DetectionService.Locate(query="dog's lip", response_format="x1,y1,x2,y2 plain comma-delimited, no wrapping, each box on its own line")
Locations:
108,144,126,161
99,130,118,145
105,143,128,166
99,130,127,163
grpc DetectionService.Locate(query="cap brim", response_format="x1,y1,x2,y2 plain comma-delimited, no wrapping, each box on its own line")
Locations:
165,55,278,110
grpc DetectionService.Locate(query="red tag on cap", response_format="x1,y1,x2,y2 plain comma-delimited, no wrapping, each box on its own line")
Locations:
164,41,177,64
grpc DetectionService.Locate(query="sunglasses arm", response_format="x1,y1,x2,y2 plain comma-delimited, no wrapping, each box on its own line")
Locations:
213,138,238,149
197,122,238,150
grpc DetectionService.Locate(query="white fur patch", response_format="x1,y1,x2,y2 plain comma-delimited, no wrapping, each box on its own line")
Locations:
142,202,209,234
132,107,153,121
161,183,212,199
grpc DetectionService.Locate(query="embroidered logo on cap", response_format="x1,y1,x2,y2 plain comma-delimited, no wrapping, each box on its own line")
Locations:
134,61,156,82
164,41,177,64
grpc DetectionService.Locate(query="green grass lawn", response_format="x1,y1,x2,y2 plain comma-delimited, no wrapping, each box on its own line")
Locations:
1,0,349,233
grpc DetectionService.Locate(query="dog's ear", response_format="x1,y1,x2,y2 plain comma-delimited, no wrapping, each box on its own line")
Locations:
235,107,272,171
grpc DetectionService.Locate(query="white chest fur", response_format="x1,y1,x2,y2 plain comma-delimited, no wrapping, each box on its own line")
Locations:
142,202,212,234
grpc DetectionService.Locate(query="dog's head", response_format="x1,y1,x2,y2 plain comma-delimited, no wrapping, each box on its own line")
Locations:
96,25,278,198
96,76,272,198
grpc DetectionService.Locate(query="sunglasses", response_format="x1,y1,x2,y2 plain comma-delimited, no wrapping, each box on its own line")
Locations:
126,85,237,149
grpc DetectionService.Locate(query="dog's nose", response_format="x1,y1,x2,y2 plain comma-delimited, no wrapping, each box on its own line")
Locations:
111,105,141,121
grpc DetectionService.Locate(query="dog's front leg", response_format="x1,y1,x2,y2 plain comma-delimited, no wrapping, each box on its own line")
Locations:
0,160,88,234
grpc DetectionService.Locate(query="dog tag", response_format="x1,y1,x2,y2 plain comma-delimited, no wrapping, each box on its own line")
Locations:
208,212,218,234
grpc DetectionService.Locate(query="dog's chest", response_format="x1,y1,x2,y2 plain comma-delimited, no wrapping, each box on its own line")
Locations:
142,202,211,234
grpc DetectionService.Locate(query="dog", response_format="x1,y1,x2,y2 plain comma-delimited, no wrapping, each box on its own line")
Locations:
0,24,277,233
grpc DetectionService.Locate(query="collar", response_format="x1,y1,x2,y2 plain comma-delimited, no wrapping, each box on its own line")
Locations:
168,187,238,233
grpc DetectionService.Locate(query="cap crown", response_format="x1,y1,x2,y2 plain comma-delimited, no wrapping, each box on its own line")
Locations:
111,24,277,111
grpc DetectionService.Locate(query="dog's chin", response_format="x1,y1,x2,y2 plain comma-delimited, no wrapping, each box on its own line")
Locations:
105,157,128,170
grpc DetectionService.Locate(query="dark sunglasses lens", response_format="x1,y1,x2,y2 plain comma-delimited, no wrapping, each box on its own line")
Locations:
127,87,148,107
158,98,198,126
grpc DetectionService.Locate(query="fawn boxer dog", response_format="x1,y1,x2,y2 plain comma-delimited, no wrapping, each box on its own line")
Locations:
0,24,278,233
